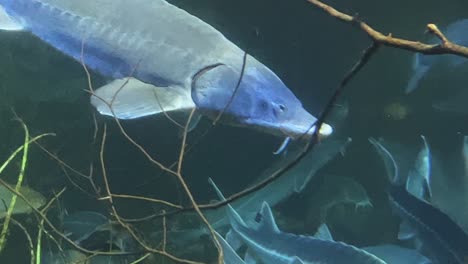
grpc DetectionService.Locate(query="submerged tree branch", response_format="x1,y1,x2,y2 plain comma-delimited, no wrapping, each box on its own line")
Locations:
306,0,468,58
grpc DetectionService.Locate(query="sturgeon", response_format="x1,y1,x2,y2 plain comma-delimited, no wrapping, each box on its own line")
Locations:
0,0,332,139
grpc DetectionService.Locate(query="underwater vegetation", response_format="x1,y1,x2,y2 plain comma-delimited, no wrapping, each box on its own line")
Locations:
0,0,468,264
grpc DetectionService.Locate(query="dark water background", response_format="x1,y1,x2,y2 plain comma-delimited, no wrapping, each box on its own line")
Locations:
1,0,468,263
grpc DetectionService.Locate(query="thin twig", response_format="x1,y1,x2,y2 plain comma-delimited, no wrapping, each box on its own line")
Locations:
130,253,151,264
0,120,31,251
11,219,35,264
213,52,248,125
162,210,167,252
98,125,203,264
175,108,223,264
0,179,131,257
99,194,182,209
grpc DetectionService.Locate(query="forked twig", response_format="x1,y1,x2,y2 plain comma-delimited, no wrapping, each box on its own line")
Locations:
306,0,468,57
11,219,35,264
98,125,203,264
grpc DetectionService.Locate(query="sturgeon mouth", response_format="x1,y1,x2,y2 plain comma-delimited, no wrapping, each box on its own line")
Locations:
245,118,333,140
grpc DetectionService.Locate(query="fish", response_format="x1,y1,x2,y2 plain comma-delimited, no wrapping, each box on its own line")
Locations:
369,138,468,263
370,136,468,235
205,137,353,231
152,136,353,251
208,178,387,264
388,184,468,264
41,249,132,264
307,175,373,224
62,211,109,245
368,137,412,185
314,224,433,264
0,184,46,219
432,87,468,115
362,244,433,264
405,19,468,94
214,230,246,264
0,0,332,139
62,211,137,252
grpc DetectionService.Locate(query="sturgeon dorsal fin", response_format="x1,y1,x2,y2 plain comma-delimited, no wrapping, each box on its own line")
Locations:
0,6,25,31
208,178,246,229
257,201,280,234
314,223,334,241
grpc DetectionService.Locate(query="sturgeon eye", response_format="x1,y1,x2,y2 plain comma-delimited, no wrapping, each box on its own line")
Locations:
279,104,286,112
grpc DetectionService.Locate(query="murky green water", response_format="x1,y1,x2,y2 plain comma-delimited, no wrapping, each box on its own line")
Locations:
0,0,467,263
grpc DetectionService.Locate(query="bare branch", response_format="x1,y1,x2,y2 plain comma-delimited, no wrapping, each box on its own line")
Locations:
306,0,468,58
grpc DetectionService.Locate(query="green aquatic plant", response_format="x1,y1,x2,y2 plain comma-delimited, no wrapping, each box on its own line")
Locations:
0,120,51,256
0,184,46,219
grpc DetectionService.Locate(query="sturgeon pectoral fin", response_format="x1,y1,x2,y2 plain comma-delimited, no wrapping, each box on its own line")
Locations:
225,229,243,252
0,7,24,31
90,78,195,120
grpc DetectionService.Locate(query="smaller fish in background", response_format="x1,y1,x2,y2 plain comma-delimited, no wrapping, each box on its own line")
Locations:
314,224,433,264
62,211,137,253
208,178,386,264
388,183,468,264
370,137,468,263
362,244,433,264
306,175,373,225
432,87,468,115
214,230,246,264
150,137,353,255
405,19,468,94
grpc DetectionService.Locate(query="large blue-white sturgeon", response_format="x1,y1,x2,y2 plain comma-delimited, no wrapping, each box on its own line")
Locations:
0,0,332,139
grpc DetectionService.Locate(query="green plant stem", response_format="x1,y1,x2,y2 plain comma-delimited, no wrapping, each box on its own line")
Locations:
0,121,30,252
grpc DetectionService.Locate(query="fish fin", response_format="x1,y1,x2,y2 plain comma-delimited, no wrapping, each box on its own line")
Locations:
419,135,433,199
225,229,243,252
214,230,244,263
208,178,247,229
244,249,258,264
90,78,195,120
405,64,430,94
398,220,416,241
406,140,432,203
406,170,426,201
177,112,202,138
288,256,305,264
0,7,25,31
463,136,468,178
413,237,424,251
257,201,280,234
368,137,399,184
314,223,334,241
273,137,291,155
